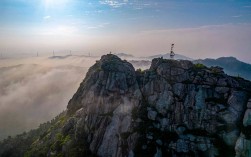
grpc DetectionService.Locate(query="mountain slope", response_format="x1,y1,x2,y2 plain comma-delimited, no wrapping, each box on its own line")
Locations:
1,54,251,157
195,57,251,81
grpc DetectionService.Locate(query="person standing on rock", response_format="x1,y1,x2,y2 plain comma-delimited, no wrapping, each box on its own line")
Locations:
170,43,175,59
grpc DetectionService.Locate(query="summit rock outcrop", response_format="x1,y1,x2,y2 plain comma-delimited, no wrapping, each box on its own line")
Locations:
1,54,251,157
66,54,141,157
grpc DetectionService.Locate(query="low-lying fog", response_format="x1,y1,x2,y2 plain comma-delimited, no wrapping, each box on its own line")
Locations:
0,55,98,140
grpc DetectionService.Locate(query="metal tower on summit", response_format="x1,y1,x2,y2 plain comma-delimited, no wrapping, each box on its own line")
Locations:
170,43,175,59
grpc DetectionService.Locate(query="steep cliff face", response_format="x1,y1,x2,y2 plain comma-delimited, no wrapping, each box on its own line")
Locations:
66,54,142,157
1,54,251,157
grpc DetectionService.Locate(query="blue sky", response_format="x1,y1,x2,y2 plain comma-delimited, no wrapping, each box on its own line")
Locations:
0,0,251,61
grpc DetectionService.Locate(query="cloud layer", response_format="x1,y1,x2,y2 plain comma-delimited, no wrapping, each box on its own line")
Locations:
0,56,98,140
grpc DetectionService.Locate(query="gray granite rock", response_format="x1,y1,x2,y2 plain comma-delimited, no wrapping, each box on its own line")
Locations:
148,110,157,121
243,109,251,127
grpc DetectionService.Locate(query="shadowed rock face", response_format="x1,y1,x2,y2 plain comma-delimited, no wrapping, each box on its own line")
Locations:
1,54,251,157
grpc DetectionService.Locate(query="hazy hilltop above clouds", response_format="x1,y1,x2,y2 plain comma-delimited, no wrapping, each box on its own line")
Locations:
194,56,251,81
125,53,251,81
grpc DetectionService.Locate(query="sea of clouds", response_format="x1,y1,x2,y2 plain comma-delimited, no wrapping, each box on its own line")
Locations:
0,55,98,140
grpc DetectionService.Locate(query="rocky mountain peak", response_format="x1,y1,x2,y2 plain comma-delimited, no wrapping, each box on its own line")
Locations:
60,55,251,157
99,54,136,82
1,54,251,157
67,54,138,114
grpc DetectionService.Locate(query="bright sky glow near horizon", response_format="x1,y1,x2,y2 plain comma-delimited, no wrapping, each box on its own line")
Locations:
1,0,251,62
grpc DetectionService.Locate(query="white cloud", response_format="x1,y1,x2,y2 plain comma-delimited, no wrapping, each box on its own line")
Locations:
43,15,51,20
99,0,154,10
232,15,242,18
0,56,99,140
84,10,104,16
99,0,127,8
0,64,87,140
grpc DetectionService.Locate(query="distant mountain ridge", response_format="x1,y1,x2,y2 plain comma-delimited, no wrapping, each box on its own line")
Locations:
146,53,193,60
195,56,251,81
124,55,251,81
115,53,134,58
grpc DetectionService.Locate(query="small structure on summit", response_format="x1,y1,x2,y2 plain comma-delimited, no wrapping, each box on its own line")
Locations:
170,43,175,59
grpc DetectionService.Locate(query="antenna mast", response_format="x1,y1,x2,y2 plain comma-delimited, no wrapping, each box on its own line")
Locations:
170,43,175,59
